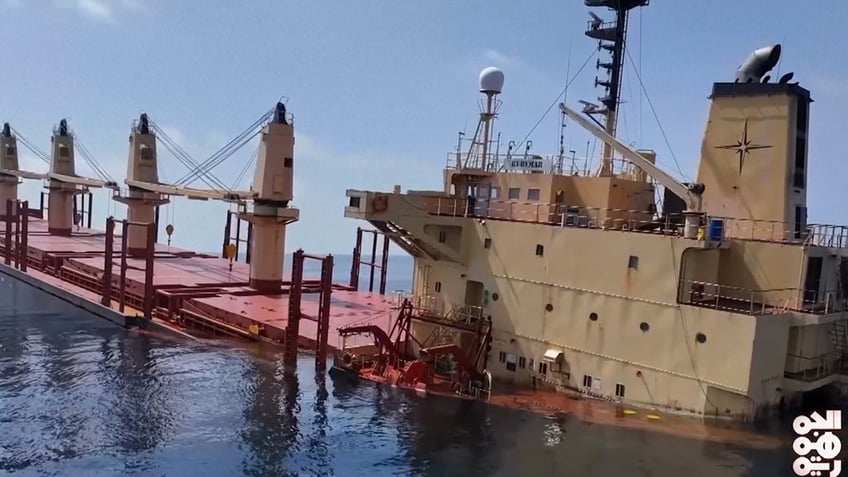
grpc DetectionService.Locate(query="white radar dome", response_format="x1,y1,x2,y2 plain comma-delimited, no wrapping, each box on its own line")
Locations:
479,66,504,94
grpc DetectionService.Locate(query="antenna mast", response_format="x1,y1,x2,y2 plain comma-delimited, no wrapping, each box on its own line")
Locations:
583,0,649,176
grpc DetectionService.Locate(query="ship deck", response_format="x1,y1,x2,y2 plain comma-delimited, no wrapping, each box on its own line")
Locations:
0,216,396,355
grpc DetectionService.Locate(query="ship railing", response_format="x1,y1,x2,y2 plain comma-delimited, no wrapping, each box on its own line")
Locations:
445,304,485,326
442,152,632,176
679,279,846,316
419,196,848,249
394,292,444,316
784,352,840,382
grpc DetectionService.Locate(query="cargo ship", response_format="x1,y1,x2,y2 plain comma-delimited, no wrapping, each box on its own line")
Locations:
334,0,848,423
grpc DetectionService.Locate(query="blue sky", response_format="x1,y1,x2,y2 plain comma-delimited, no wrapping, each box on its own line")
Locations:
2,1,847,255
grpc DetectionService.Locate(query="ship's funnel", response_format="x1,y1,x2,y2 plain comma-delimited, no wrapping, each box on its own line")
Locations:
735,44,781,83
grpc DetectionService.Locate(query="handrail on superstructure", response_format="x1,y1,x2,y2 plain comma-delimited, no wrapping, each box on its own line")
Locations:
559,103,704,212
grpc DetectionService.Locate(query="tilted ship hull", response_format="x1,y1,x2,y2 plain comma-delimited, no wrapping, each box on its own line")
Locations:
336,1,848,424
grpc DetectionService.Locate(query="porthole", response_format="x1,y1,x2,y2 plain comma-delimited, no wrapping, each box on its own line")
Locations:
640,322,649,332
492,293,499,301
589,312,598,321
696,332,707,344
545,304,553,312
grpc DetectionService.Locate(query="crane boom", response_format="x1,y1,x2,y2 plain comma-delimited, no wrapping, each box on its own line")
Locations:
559,103,703,212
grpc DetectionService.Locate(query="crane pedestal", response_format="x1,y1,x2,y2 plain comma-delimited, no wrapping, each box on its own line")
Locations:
239,204,299,293
113,189,169,257
0,178,18,220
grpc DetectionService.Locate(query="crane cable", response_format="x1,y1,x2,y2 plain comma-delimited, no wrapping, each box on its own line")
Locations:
232,145,258,190
10,128,50,164
147,119,230,192
175,107,274,187
74,136,115,183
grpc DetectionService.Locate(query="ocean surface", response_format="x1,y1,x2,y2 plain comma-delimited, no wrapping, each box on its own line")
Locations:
0,254,817,476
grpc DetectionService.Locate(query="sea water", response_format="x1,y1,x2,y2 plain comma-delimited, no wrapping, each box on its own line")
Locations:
0,255,803,476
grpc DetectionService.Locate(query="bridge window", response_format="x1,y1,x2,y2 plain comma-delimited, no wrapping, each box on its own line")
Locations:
438,231,446,243
284,157,293,168
508,188,520,200
498,351,506,363
484,237,491,249
490,187,501,199
506,353,517,372
535,244,544,256
615,383,625,398
140,146,153,161
4,145,15,156
435,281,442,293
538,362,548,375
582,374,593,387
527,188,540,201
518,356,526,369
628,255,639,269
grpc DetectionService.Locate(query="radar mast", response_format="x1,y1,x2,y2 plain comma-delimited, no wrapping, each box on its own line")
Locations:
583,0,649,176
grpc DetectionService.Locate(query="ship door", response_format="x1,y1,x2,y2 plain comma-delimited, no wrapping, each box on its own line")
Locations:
803,256,823,305
471,183,491,217
464,280,484,307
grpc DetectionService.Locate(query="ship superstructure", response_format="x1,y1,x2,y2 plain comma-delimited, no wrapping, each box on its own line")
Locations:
342,2,848,420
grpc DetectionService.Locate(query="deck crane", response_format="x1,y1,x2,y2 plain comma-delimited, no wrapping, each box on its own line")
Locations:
114,100,301,291
558,102,705,238
0,119,119,230
123,103,284,202
0,120,120,188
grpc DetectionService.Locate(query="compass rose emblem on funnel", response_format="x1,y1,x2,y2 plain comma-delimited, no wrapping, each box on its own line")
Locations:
715,118,773,175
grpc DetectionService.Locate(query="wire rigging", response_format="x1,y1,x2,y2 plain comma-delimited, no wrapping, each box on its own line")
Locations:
74,136,115,183
513,47,597,152
10,128,50,164
148,119,230,192
174,107,275,187
232,145,258,190
624,46,687,180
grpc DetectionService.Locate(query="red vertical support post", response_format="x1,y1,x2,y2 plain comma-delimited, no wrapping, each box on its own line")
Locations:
379,233,389,295
368,230,378,292
315,254,334,371
234,213,242,260
143,222,156,319
284,249,305,367
222,211,232,258
119,221,129,313
87,192,93,229
4,200,12,266
152,205,160,243
102,217,114,307
245,222,253,265
349,227,362,289
12,200,20,269
19,201,27,272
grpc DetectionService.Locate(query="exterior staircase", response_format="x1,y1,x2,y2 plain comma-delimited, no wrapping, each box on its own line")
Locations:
832,320,848,372
371,220,453,261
